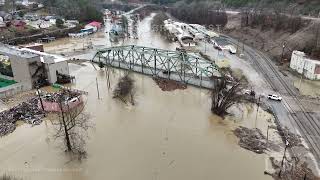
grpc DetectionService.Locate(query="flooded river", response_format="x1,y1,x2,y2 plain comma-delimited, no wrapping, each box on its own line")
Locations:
0,63,275,180
0,14,277,180
43,14,179,60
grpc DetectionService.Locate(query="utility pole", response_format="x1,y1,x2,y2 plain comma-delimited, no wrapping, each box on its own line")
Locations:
281,42,286,63
36,86,45,112
236,39,239,55
96,77,100,100
204,38,207,53
255,96,261,128
278,140,289,178
315,12,320,48
266,125,270,147
242,41,245,54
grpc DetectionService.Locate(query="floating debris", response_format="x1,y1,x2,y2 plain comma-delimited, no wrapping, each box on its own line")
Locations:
41,89,81,103
0,90,83,137
153,77,187,91
278,127,302,148
233,126,267,154
0,122,16,137
269,157,320,180
113,74,135,105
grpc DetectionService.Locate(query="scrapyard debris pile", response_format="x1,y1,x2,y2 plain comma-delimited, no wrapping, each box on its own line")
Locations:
0,90,83,136
0,98,45,137
42,90,82,103
269,157,320,180
153,77,187,91
278,127,302,148
233,126,267,154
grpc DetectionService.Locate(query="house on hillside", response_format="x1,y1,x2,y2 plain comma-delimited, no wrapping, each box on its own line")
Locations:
85,21,102,32
290,50,320,80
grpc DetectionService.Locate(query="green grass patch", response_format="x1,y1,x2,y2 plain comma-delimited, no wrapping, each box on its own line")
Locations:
0,78,16,88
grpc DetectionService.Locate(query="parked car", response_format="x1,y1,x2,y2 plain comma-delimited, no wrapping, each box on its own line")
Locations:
227,45,237,54
267,94,282,101
244,89,255,96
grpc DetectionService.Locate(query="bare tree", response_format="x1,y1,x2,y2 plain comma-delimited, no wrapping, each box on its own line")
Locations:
4,0,15,12
52,95,91,159
211,78,243,116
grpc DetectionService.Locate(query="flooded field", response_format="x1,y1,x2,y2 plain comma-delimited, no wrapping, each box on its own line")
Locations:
43,13,179,60
293,78,320,97
0,62,277,180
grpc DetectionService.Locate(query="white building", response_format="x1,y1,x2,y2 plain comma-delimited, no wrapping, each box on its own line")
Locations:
21,48,70,84
0,43,70,90
290,50,320,80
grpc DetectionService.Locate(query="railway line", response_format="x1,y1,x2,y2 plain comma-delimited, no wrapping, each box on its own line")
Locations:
243,43,320,165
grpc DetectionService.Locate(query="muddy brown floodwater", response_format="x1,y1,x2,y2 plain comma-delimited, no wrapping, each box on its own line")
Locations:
293,78,320,97
0,62,275,180
43,13,179,60
0,13,280,180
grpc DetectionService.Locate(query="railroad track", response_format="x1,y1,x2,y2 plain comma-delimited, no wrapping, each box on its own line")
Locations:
244,46,320,164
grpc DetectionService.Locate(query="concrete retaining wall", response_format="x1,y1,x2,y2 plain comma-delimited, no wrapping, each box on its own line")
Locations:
0,83,24,98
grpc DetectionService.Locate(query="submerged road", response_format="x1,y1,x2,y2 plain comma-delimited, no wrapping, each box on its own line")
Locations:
225,35,320,166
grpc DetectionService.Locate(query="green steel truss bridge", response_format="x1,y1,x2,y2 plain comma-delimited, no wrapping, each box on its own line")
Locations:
92,45,221,89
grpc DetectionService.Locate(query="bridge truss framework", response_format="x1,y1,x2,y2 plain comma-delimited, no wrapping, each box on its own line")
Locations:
92,45,221,89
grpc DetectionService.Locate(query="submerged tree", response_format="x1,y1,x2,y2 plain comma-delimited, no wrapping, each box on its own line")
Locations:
113,74,135,105
121,15,129,36
211,78,243,116
151,12,175,41
52,95,91,160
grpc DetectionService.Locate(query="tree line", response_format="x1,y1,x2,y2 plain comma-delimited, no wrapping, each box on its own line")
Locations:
169,1,228,27
151,12,175,41
240,10,305,33
37,0,103,22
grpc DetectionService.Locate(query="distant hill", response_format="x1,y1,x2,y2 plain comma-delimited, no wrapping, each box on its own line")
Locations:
222,0,320,15
134,0,320,16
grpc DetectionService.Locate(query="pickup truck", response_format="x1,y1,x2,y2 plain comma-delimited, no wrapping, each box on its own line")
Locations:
267,94,282,101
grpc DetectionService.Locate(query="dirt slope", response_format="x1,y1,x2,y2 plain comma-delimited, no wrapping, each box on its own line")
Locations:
225,13,319,62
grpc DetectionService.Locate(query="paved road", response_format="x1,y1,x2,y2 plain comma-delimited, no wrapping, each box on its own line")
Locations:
224,35,320,166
